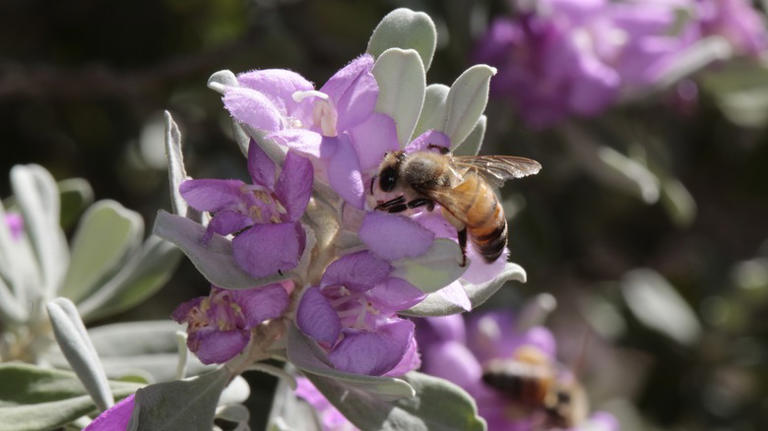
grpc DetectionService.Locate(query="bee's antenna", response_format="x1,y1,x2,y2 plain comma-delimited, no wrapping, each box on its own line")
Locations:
369,176,376,195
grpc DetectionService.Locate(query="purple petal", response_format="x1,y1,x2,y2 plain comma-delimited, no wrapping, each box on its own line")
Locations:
224,86,285,132
522,326,557,360
384,334,421,377
421,340,483,390
367,277,425,311
268,129,323,159
412,211,457,238
461,246,508,285
231,283,289,327
247,140,276,189
320,250,392,292
171,296,204,323
189,327,250,364
405,130,451,154
417,314,466,345
328,319,414,375
275,151,313,222
296,286,341,345
205,210,253,240
232,222,303,278
348,112,399,172
179,179,248,213
320,54,378,132
236,69,314,116
321,134,365,209
359,212,435,260
83,394,135,431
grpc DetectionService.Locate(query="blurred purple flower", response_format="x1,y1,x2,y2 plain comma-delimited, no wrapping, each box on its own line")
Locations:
4,213,23,240
295,377,358,431
296,247,425,376
698,0,768,55
83,394,135,431
417,311,618,431
180,142,312,278
474,0,696,127
173,282,290,364
223,54,398,209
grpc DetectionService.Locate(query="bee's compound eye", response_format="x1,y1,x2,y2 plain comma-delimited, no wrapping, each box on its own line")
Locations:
379,167,398,192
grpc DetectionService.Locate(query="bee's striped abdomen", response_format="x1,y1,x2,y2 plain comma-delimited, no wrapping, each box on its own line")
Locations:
461,174,508,263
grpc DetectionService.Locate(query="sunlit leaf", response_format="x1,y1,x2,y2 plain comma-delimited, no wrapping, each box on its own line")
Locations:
372,48,426,146
367,8,437,71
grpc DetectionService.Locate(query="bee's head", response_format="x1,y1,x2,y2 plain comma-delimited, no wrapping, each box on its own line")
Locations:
374,151,405,194
545,379,588,428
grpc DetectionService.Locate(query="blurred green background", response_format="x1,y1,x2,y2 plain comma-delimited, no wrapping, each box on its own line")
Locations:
1,0,767,429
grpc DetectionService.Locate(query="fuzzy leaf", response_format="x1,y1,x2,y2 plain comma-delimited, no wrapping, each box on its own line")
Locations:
152,210,288,290
367,8,437,71
266,372,322,431
129,367,229,431
621,269,702,346
78,236,182,322
286,325,415,402
372,48,426,146
452,115,486,156
60,200,144,303
58,178,94,230
0,363,140,431
47,298,114,411
401,262,527,316
10,164,69,296
307,371,486,431
413,84,449,138
442,66,495,148
391,239,467,293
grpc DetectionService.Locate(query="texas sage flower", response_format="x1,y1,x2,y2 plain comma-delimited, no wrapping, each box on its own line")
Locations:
172,282,291,364
698,0,768,55
473,0,701,127
180,142,313,278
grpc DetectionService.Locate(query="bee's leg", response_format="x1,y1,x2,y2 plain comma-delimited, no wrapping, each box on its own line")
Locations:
375,195,406,211
406,198,435,211
427,144,450,155
458,228,468,267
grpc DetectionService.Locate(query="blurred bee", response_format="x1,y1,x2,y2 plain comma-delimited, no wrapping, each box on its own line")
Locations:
371,146,541,265
482,345,589,429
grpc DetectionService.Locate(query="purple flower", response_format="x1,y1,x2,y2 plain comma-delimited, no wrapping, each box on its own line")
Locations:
223,54,398,209
83,394,135,431
295,377,358,431
296,248,424,376
698,0,768,55
179,142,313,278
172,282,291,364
474,1,696,127
417,311,618,430
4,212,23,240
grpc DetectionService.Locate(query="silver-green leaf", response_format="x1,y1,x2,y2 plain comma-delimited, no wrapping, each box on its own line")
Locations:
367,8,438,71
372,48,426,146
443,65,496,148
307,371,486,431
153,210,288,289
402,262,527,317
60,200,144,303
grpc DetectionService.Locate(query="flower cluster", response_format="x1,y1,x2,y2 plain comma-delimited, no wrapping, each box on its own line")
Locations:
162,48,513,377
475,0,767,127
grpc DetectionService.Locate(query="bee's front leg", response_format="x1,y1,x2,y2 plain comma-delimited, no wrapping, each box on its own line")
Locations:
406,198,435,211
376,196,412,213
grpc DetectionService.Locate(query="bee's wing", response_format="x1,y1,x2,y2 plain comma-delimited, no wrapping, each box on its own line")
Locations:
453,155,541,187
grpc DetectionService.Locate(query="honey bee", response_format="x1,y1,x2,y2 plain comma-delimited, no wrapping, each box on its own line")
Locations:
482,345,589,429
371,146,541,265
